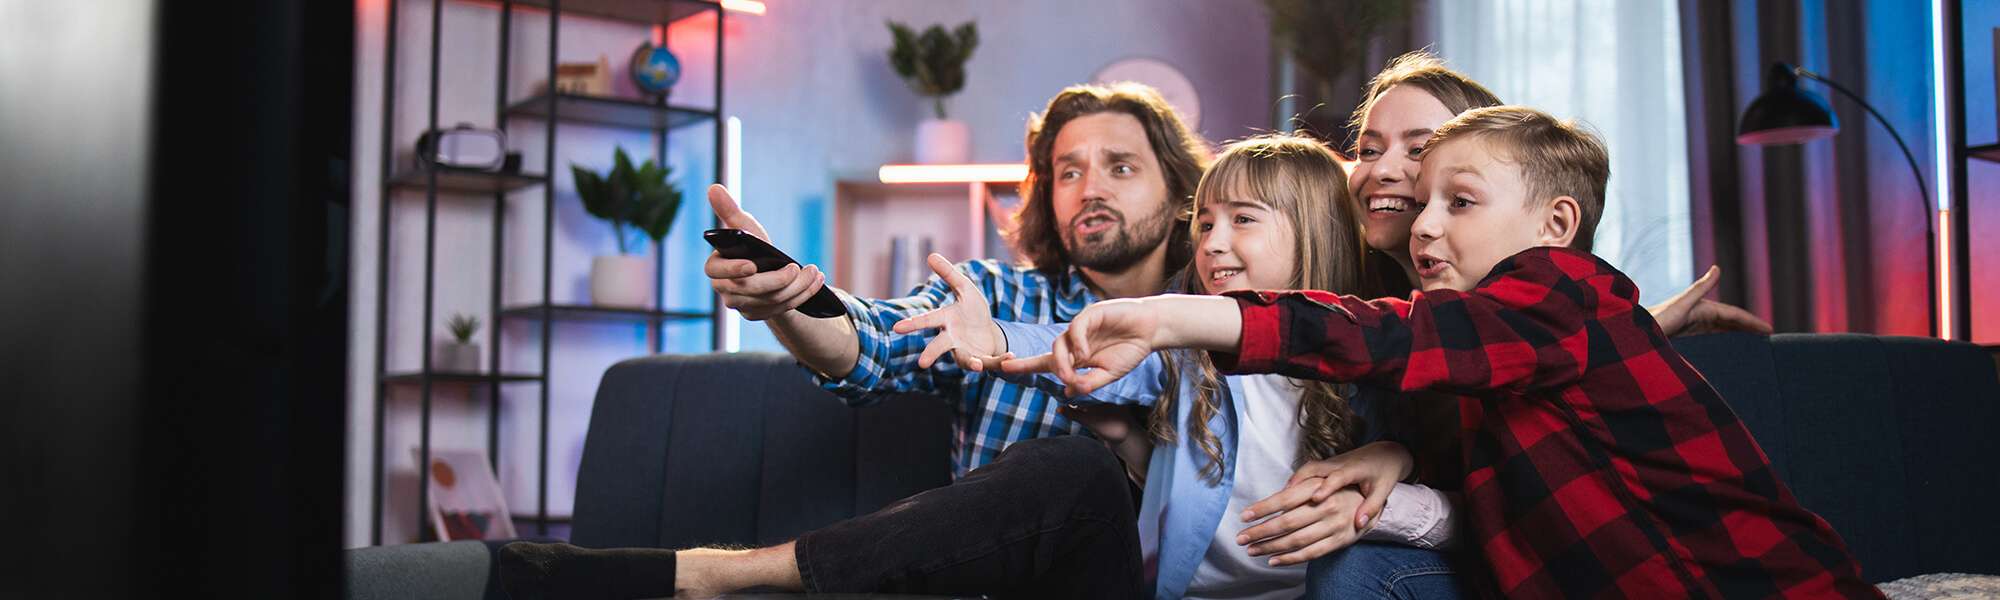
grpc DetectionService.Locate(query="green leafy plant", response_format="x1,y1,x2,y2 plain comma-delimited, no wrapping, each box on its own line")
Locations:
886,20,979,119
446,313,480,344
571,147,683,255
1262,0,1407,89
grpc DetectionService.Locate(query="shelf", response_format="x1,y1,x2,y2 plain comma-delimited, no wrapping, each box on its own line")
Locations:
382,372,545,385
387,167,548,194
508,0,717,26
505,92,718,131
501,303,713,323
1968,143,2000,163
512,513,575,523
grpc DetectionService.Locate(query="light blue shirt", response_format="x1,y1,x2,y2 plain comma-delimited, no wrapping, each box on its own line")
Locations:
995,322,1391,600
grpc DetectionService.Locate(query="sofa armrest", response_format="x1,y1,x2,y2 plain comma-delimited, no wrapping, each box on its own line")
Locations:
343,540,507,600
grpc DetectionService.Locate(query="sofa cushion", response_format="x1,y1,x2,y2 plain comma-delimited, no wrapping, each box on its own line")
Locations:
1673,333,2000,582
572,352,953,551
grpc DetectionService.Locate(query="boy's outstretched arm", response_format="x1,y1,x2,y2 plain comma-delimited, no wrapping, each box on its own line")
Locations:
999,294,1240,397
1218,248,1628,395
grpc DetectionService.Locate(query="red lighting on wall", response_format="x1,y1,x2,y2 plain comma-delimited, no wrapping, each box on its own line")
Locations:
1939,208,1953,340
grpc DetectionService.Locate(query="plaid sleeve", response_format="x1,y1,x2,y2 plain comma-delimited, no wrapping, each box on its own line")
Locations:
1216,247,1635,395
810,262,990,405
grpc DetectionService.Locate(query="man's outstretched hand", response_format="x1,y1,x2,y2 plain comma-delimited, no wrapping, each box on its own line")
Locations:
892,254,1007,370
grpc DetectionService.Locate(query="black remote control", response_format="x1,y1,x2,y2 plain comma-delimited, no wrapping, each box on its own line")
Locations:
703,228,846,318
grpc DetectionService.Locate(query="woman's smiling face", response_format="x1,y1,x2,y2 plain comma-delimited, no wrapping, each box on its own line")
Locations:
1349,84,1458,261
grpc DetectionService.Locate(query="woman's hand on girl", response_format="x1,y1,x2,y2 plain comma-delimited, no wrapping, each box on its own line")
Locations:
1232,441,1415,565
1234,485,1366,566
1293,441,1414,531
891,254,1008,370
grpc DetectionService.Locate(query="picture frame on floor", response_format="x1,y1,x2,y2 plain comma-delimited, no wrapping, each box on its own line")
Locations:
416,448,516,541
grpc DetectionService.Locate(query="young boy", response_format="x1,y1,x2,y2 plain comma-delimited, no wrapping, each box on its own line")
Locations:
1009,106,1881,598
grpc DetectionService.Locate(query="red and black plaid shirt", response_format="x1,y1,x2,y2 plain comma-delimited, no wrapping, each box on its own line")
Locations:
1216,247,1880,599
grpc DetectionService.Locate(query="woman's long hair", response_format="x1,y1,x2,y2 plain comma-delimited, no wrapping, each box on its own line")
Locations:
1155,134,1371,482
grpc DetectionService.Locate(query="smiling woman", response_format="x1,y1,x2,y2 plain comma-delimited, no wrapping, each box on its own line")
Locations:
1345,53,1504,295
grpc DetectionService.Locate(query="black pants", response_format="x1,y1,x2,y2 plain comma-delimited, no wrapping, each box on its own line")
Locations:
792,435,1145,599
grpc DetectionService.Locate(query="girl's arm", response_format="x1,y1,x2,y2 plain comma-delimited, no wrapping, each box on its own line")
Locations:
993,321,1166,406
998,294,1240,397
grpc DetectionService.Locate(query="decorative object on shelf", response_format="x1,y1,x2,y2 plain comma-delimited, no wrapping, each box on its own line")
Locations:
1092,57,1202,132
629,42,682,98
885,235,934,297
418,448,516,541
435,313,482,373
415,123,508,171
554,54,614,96
886,20,978,164
572,147,684,308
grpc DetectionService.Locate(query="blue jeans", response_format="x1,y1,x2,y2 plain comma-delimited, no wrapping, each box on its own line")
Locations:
1306,542,1466,600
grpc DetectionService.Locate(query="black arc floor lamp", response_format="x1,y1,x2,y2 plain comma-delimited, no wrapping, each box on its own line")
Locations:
1737,62,1943,338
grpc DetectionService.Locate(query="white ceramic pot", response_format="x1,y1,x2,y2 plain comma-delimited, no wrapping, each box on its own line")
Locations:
434,342,481,373
914,118,970,164
591,255,652,309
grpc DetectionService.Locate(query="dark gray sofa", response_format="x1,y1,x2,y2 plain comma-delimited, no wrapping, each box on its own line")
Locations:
343,333,2000,599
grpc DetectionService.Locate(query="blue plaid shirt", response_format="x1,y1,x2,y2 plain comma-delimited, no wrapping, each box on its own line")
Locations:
813,259,1098,476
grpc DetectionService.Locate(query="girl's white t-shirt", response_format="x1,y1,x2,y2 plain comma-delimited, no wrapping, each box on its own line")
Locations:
1185,373,1310,600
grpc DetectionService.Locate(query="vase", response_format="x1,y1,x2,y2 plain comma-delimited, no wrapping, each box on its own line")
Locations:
914,118,970,164
433,341,481,373
591,255,653,309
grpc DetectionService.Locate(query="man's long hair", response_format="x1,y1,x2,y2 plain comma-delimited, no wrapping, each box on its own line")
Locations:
1011,83,1212,274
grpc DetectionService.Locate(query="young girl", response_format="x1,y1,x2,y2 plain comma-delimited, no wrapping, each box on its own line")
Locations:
899,134,1471,600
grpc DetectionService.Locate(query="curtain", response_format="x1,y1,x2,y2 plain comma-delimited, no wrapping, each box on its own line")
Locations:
1432,0,1695,307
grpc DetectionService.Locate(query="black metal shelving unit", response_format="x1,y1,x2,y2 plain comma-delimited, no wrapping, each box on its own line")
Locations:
1945,1,1982,342
372,0,727,545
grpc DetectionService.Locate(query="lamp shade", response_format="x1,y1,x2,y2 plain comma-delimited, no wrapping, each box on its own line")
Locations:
1737,63,1839,145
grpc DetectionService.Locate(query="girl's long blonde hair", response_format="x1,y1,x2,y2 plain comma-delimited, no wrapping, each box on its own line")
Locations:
1156,134,1372,481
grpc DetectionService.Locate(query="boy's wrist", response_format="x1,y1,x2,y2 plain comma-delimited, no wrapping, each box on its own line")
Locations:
1148,295,1242,352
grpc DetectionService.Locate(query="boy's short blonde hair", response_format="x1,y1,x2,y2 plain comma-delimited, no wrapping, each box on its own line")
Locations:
1425,105,1609,252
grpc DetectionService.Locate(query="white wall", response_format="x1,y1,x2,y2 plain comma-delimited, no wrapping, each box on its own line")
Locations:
347,0,1271,547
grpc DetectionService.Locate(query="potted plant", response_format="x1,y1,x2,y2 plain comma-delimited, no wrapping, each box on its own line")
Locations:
436,313,482,373
887,20,979,164
1261,0,1408,147
571,147,684,309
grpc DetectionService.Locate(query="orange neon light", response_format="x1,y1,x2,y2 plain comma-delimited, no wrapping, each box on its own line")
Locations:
721,0,766,15
1939,208,1952,340
878,164,1029,184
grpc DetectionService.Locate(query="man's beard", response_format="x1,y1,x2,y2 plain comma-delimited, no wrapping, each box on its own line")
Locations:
1062,200,1174,273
